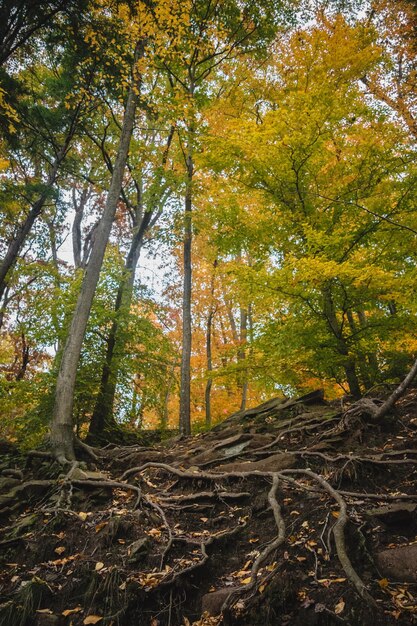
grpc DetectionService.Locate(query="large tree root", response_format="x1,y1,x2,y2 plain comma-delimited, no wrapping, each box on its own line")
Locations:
121,461,376,605
280,469,375,605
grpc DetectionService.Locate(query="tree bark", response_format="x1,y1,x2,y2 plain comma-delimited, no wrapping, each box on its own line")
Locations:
239,306,248,411
205,259,217,428
373,356,417,420
50,68,139,463
179,119,194,436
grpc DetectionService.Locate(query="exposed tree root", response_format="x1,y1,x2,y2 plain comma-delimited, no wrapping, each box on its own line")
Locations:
221,473,286,613
280,469,375,605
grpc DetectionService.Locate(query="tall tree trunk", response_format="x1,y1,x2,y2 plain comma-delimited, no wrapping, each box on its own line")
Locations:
50,73,139,464
239,306,248,411
205,259,217,428
87,209,151,440
179,120,194,436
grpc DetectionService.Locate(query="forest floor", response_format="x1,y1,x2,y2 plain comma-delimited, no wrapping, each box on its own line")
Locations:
1,388,417,626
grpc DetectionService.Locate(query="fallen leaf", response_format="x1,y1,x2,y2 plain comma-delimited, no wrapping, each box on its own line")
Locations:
95,522,108,533
332,511,340,518
335,599,345,614
378,578,390,589
78,512,88,521
36,609,53,614
62,607,83,617
83,616,103,625
200,517,208,523
95,562,104,571
54,546,66,555
241,577,252,584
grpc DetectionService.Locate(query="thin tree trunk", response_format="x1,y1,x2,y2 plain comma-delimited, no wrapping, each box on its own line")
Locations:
373,356,417,420
239,306,248,411
205,259,217,428
346,309,371,390
162,363,176,430
72,185,90,269
179,119,194,436
322,286,361,399
0,140,71,302
50,69,139,464
0,99,82,301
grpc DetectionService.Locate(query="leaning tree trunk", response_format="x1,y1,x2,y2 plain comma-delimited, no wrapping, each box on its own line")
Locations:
50,77,139,464
0,135,73,302
87,210,152,441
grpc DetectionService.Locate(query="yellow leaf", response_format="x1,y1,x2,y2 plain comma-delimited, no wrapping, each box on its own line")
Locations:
241,577,252,584
95,562,104,571
54,546,66,555
83,616,103,625
78,512,88,521
378,578,390,589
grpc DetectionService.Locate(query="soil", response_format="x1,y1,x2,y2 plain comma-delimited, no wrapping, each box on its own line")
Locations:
1,388,417,626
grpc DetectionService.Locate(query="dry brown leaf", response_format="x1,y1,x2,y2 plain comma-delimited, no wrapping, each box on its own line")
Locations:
83,616,103,625
62,607,83,616
95,522,108,533
317,578,346,586
54,546,66,555
335,598,345,614
378,578,390,589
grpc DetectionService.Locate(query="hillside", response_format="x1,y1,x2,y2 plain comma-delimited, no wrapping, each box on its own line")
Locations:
1,388,417,626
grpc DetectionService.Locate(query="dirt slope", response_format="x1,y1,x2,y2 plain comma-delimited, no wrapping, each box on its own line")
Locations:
1,389,417,626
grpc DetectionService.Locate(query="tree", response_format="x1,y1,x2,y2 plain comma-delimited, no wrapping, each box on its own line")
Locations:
201,14,417,397
50,19,143,461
